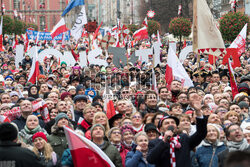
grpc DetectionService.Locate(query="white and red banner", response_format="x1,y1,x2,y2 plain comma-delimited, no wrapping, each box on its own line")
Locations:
133,26,148,41
51,18,68,39
165,47,193,88
228,59,239,98
4,100,50,123
64,126,115,167
28,46,40,84
0,16,4,51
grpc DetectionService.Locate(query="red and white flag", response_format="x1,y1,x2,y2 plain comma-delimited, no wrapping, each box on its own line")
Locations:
64,126,115,167
0,115,10,123
0,16,4,51
178,5,182,16
165,47,193,88
50,18,68,39
2,4,5,14
133,26,148,40
12,35,19,49
229,23,247,55
13,10,18,18
28,33,40,84
228,59,239,98
142,17,148,27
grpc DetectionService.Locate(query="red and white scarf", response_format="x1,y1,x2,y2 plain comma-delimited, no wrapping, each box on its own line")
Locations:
169,135,181,167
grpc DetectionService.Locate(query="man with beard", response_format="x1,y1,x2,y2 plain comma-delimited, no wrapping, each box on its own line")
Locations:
170,80,182,102
177,92,189,112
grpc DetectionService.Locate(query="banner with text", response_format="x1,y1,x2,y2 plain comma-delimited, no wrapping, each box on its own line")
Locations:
26,29,70,41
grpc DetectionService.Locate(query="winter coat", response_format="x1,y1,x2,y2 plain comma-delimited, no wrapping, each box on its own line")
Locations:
0,141,45,167
37,151,61,167
12,115,45,131
147,117,208,167
61,148,73,167
194,140,227,167
19,125,48,145
45,119,77,135
126,150,155,167
101,141,123,167
47,125,69,158
74,110,83,123
120,145,129,167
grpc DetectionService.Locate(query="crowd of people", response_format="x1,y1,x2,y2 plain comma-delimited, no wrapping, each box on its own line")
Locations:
0,35,250,167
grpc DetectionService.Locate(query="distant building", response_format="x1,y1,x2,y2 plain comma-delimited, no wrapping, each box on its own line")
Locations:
3,0,67,31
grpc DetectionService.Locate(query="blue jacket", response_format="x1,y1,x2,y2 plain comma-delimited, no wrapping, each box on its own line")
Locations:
61,149,73,167
195,140,227,167
126,150,155,167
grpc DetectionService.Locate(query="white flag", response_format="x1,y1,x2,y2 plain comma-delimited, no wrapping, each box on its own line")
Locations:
71,5,87,41
167,47,193,87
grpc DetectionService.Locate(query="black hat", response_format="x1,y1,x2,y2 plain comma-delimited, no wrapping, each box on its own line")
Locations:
240,75,250,83
73,95,88,103
158,116,179,129
0,123,18,141
144,123,160,134
238,83,250,94
108,114,123,128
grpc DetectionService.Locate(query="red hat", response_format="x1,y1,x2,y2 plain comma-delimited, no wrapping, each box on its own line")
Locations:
32,132,47,142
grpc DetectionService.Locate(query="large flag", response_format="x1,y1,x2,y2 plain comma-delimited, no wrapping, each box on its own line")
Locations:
103,79,115,119
228,59,239,98
165,47,193,87
133,26,148,40
0,16,4,51
64,126,115,167
193,0,225,55
71,5,87,41
229,23,247,55
28,45,40,84
62,0,85,16
12,35,19,49
51,18,68,39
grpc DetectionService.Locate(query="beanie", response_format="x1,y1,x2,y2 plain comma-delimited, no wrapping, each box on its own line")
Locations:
61,61,67,66
238,101,249,109
55,113,69,125
0,123,18,141
32,132,47,142
90,124,105,136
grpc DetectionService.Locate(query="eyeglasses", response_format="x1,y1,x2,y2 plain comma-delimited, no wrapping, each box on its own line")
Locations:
112,131,121,135
178,96,187,99
123,122,132,125
218,109,228,113
132,115,141,119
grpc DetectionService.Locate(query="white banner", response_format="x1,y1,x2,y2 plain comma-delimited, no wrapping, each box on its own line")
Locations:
71,5,87,41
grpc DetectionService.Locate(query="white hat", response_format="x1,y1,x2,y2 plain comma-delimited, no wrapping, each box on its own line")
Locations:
67,86,76,91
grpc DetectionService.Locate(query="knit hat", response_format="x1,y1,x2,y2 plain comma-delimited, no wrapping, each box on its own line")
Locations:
90,124,105,136
0,123,18,141
67,86,76,92
120,125,135,135
238,83,249,94
61,61,67,66
55,113,69,125
4,76,14,81
223,86,232,93
203,94,214,102
9,91,19,97
238,101,249,109
60,92,71,101
32,132,47,142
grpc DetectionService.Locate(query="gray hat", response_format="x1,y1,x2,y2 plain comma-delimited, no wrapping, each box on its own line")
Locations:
73,95,88,103
107,127,120,139
90,124,105,136
238,101,249,109
55,113,69,125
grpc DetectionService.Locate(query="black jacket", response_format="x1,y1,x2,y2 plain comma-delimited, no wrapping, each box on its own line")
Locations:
147,117,208,167
45,119,77,135
0,141,45,167
12,115,45,131
74,110,83,123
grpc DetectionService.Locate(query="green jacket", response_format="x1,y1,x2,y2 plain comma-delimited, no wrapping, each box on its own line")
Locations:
101,141,122,167
47,125,68,159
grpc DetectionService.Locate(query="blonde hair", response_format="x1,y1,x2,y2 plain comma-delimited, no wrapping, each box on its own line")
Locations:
224,111,240,124
32,138,54,162
93,112,110,136
83,104,96,115
134,131,148,144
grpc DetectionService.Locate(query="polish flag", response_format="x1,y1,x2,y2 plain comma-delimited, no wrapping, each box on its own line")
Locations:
0,16,5,51
63,126,115,167
165,47,193,88
2,4,5,14
12,35,19,49
28,34,40,84
142,17,148,27
50,18,68,39
182,40,186,49
0,115,10,123
133,26,148,40
13,10,18,18
103,81,116,118
93,21,103,40
228,59,239,98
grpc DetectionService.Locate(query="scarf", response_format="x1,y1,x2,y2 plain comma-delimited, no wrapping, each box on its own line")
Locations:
169,135,181,167
227,139,249,152
111,142,121,152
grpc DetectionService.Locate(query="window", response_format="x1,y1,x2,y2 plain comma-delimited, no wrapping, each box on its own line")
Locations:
40,16,46,30
13,0,20,9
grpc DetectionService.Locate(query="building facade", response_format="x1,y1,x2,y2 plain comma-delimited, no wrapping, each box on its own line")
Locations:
2,0,66,31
